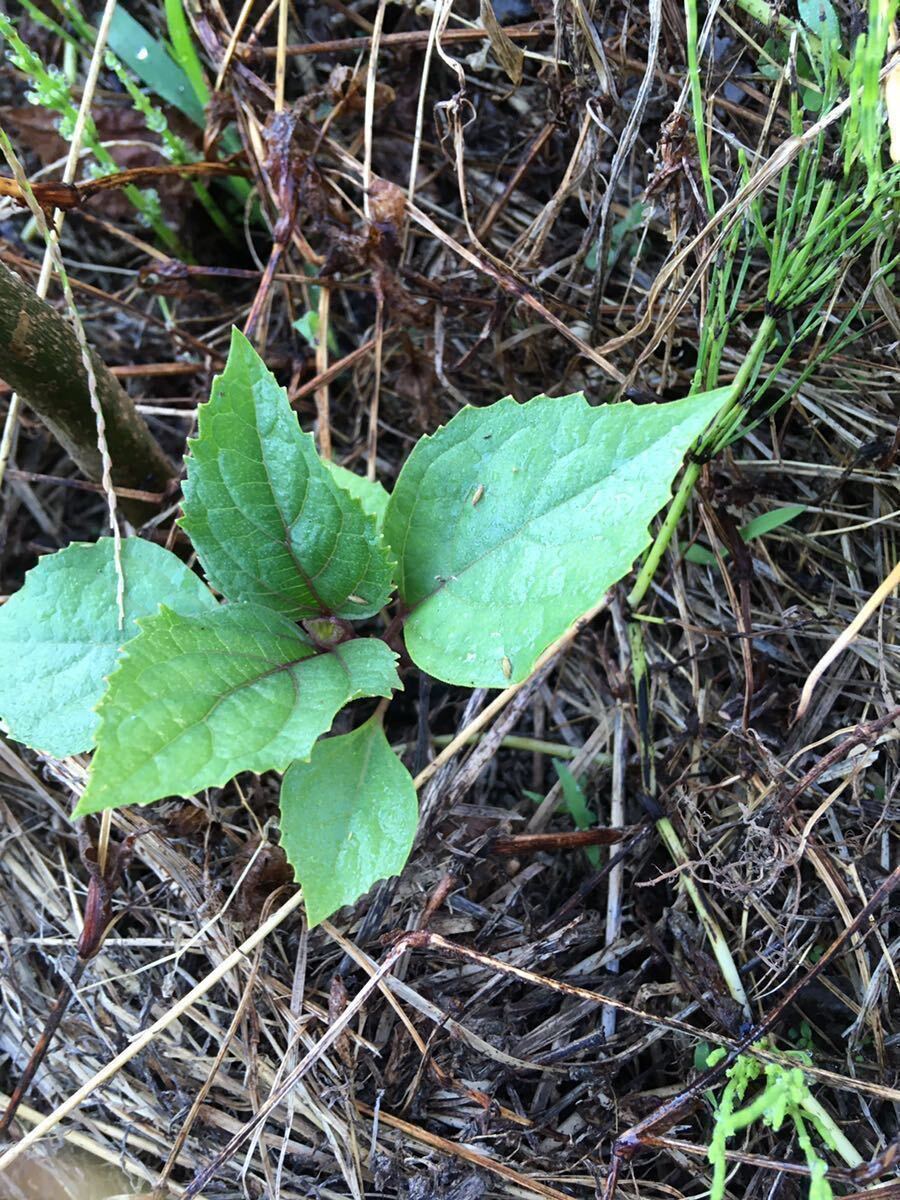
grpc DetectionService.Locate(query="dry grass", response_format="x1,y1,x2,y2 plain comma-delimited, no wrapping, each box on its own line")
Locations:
0,1,899,1197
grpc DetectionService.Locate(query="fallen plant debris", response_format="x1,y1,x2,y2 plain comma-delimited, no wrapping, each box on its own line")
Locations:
0,158,249,214
0,0,898,1197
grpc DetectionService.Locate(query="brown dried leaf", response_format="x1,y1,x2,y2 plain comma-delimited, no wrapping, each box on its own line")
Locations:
230,840,295,926
326,65,395,114
479,0,524,85
369,178,406,235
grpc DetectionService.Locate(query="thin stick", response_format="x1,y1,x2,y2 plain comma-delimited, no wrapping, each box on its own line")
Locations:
2,468,164,502
602,707,626,1038
403,0,444,256
366,292,384,481
314,285,332,459
96,810,112,876
241,21,547,58
215,0,260,89
274,0,288,112
641,1134,853,1181
0,889,305,1172
476,122,555,240
796,559,900,719
292,337,375,402
362,0,385,480
362,0,387,223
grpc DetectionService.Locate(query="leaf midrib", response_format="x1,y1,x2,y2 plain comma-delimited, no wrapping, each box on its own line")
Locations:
93,640,334,799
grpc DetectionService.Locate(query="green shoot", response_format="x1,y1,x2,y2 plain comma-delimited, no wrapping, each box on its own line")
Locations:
705,1040,861,1200
0,14,181,251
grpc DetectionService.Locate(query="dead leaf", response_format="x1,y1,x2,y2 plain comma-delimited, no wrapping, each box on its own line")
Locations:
369,177,406,234
479,0,524,85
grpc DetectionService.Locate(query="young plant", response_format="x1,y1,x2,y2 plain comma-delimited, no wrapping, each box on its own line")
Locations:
0,331,725,926
0,12,181,252
703,1041,862,1200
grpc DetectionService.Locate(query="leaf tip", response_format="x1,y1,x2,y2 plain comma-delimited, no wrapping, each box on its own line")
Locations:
228,324,254,356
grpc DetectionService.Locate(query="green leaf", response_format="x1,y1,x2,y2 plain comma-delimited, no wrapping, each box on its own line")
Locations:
107,8,205,126
386,388,727,686
326,462,390,530
163,0,210,109
694,1041,713,1071
798,0,840,47
181,329,394,621
0,538,216,758
740,504,807,541
293,310,320,347
280,715,417,926
586,200,646,271
683,504,807,565
682,542,719,566
553,761,599,866
73,604,400,817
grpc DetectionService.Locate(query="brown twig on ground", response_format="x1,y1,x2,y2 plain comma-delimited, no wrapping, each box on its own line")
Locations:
0,161,248,214
490,828,630,855
239,21,550,58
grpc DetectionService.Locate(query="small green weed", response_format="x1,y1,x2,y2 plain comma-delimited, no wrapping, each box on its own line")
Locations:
0,11,181,249
683,504,808,566
703,1040,861,1200
0,2,242,248
524,762,601,867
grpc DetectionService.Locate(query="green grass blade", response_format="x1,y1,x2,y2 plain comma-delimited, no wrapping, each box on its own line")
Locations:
107,7,205,126
164,0,210,109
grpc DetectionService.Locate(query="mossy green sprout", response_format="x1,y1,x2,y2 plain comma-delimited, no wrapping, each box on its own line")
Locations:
704,1042,861,1200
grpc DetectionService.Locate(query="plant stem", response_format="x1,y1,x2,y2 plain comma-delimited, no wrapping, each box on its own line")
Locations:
0,258,175,523
771,181,836,301
684,0,715,212
799,1091,863,1167
656,815,751,1016
623,317,777,1019
627,315,776,611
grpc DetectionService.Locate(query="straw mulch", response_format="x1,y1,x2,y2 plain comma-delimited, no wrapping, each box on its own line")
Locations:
1,2,899,1197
